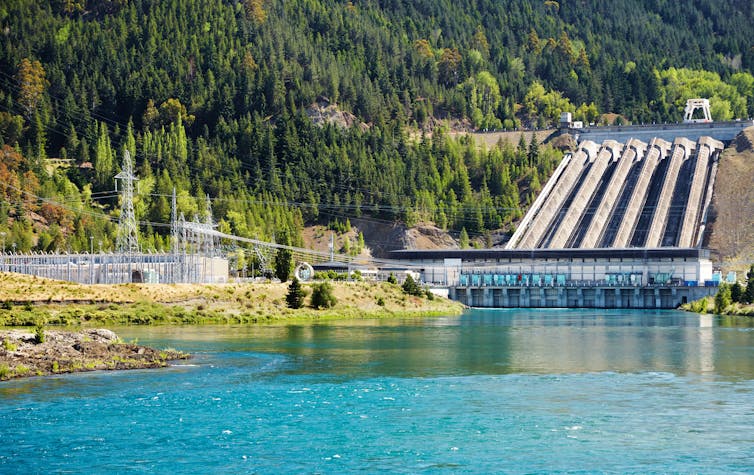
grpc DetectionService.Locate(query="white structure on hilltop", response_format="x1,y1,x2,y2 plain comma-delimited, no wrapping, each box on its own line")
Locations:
683,98,712,123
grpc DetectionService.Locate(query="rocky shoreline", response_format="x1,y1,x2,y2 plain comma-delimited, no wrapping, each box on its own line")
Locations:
0,328,189,381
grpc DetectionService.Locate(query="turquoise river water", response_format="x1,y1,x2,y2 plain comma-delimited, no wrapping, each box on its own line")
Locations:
1,309,753,473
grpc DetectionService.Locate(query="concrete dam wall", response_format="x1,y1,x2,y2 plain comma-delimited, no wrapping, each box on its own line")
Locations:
507,136,725,250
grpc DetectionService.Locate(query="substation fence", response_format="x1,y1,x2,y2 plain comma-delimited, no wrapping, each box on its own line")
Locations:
0,252,222,285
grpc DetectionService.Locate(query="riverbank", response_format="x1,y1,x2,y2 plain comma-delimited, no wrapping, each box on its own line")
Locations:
0,328,188,381
680,297,754,317
0,272,464,326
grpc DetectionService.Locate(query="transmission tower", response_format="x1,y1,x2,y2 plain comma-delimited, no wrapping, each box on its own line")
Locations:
178,212,188,254
170,187,178,253
115,150,140,254
204,194,217,256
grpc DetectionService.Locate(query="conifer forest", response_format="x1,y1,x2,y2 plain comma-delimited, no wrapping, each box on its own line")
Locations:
1,0,753,253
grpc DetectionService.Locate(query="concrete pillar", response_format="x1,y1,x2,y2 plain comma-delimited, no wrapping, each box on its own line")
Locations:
549,140,623,248
506,152,574,249
503,288,510,307
516,141,600,248
633,288,641,308
581,139,647,248
483,288,492,307
613,138,671,247
645,137,696,247
654,288,661,309
615,288,621,308
577,288,584,307
466,288,472,306
596,288,605,308
677,137,722,247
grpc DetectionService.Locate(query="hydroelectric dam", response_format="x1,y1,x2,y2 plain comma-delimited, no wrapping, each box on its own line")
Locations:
391,119,754,309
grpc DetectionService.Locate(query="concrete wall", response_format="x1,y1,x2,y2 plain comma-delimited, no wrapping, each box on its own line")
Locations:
418,254,713,287
449,285,717,309
569,120,753,144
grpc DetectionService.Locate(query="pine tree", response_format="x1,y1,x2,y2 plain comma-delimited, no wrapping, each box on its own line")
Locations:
274,230,293,282
357,232,365,254
527,133,539,167
714,283,732,314
286,278,306,309
731,281,743,303
744,265,754,304
402,274,422,296
94,121,113,187
459,227,470,249
16,58,46,119
274,247,293,282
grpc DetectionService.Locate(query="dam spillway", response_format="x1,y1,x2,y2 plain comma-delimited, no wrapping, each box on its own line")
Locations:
390,127,740,308
506,136,724,250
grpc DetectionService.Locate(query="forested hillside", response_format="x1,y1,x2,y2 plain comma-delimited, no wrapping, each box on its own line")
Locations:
0,0,753,255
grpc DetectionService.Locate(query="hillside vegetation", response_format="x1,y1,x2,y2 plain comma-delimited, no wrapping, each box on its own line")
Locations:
1,0,754,261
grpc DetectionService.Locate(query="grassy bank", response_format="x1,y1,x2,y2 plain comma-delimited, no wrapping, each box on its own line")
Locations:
680,297,754,317
0,273,464,326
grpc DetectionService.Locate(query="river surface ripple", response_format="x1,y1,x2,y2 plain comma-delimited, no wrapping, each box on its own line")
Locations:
1,309,753,473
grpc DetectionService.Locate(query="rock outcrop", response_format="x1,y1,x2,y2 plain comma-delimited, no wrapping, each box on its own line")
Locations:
0,328,189,381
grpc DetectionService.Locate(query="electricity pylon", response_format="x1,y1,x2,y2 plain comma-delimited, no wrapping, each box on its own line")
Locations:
115,150,140,254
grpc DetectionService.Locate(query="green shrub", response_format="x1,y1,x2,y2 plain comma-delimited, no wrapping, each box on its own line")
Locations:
387,273,397,285
313,270,353,281
34,325,45,344
689,296,709,314
2,338,17,351
310,282,337,309
376,297,385,306
14,364,29,376
0,364,10,379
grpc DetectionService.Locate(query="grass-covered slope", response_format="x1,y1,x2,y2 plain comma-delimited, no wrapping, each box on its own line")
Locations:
0,272,464,325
